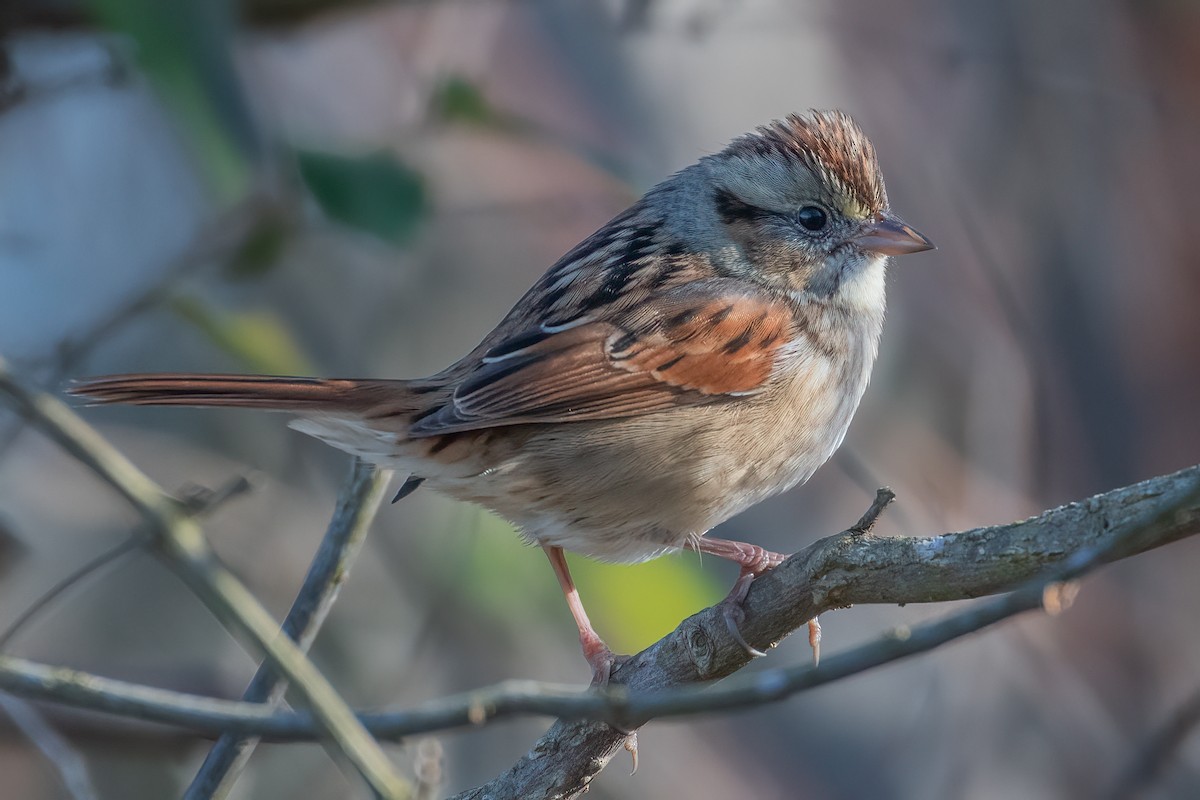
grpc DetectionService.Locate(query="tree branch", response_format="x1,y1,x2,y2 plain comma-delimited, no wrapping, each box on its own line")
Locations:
0,356,411,799
184,458,391,799
454,463,1200,799
0,694,97,800
0,474,253,652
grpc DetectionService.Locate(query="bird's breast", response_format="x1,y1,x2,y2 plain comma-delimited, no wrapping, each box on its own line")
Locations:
708,310,881,517
413,311,882,563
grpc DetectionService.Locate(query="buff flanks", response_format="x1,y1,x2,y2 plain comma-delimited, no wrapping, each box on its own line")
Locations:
727,110,888,215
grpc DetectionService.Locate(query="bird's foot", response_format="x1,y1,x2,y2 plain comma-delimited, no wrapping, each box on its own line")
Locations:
698,540,789,659
582,634,630,687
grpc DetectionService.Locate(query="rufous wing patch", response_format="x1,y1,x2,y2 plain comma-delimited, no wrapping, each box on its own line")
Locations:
607,292,789,396
407,282,793,436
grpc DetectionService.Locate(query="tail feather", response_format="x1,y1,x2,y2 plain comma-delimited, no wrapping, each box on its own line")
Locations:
68,373,411,413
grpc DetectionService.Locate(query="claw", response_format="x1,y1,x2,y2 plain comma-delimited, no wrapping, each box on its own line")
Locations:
807,617,822,666
391,475,424,503
715,568,770,657
624,732,639,775
722,601,767,658
690,539,790,659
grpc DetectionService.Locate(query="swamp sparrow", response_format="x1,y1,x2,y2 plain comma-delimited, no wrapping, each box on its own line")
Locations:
72,110,933,682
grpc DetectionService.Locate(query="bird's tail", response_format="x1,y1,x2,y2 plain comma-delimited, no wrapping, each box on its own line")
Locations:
69,373,442,467
68,373,415,413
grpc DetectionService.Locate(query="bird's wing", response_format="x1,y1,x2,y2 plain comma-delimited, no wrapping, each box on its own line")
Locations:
407,279,793,436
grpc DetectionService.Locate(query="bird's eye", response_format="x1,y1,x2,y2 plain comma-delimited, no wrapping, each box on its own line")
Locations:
796,206,827,232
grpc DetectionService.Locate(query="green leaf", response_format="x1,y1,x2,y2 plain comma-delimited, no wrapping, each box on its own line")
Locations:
429,75,501,127
296,150,426,244
170,296,315,375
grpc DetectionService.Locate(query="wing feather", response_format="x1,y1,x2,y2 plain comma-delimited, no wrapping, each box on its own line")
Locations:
408,280,793,436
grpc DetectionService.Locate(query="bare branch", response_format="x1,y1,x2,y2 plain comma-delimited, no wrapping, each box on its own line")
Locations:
0,356,411,799
0,695,97,800
0,474,253,651
185,459,391,799
1110,685,1200,800
849,486,895,533
454,464,1200,799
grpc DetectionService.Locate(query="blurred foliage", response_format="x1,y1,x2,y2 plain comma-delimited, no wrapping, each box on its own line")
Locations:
169,296,315,375
455,511,555,618
572,553,722,654
431,73,635,189
3,0,388,31
453,509,721,655
235,0,386,27
224,214,292,280
296,150,427,244
86,0,257,200
430,75,509,129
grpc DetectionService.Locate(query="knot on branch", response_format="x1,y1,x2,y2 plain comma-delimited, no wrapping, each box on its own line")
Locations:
682,619,718,678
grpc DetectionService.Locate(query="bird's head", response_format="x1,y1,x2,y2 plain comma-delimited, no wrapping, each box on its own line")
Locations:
705,110,933,311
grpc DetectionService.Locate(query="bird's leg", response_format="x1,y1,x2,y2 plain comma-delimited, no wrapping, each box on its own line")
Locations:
543,545,622,685
692,537,820,663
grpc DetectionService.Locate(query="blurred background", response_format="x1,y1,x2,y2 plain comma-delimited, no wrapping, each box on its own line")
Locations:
1,0,1199,797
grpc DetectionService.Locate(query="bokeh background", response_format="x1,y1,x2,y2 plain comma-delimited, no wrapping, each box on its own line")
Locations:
2,1,1200,797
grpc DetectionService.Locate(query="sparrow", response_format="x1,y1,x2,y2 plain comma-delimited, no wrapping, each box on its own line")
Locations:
71,110,933,683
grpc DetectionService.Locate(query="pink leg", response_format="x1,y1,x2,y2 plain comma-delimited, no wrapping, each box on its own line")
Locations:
544,546,619,684
693,537,819,663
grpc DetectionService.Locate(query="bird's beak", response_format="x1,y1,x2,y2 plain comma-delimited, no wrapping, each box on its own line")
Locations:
854,213,935,256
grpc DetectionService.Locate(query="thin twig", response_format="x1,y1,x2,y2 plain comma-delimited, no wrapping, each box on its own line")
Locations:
849,486,895,533
185,459,391,800
0,356,411,799
0,694,98,800
0,535,145,653
0,475,253,652
1109,685,1200,800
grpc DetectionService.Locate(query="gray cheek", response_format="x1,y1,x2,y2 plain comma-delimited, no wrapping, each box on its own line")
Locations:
805,258,843,298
